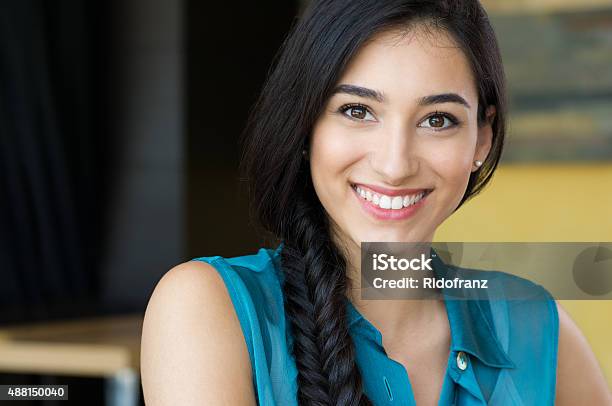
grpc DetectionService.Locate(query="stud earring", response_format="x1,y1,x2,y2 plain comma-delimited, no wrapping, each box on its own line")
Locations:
474,160,483,167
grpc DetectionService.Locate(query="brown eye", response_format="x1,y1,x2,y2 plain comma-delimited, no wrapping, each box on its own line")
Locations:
350,106,367,119
339,104,376,121
418,112,459,131
428,115,445,128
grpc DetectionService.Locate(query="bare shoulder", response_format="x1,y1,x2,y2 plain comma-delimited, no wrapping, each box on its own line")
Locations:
141,260,256,406
554,301,612,405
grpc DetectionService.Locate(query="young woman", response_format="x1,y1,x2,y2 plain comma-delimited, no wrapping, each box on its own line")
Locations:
141,0,611,404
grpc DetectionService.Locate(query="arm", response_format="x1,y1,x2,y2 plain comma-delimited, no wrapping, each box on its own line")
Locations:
555,301,612,405
141,260,257,405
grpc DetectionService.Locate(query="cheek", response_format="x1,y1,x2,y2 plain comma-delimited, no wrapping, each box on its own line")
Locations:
309,121,361,192
436,147,472,179
426,137,476,204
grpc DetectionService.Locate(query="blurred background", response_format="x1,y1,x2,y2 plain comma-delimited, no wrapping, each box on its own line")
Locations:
0,0,610,404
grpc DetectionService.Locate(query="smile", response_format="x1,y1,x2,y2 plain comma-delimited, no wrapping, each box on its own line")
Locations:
351,184,432,209
350,183,432,220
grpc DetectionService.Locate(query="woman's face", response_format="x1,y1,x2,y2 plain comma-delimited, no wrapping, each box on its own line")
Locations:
309,26,494,250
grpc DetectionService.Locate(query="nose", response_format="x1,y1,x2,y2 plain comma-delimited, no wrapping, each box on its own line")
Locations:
369,123,420,186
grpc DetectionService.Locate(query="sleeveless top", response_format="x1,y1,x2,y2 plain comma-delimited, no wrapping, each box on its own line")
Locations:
192,244,559,405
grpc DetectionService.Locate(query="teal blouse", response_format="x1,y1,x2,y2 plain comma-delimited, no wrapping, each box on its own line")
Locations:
192,245,558,405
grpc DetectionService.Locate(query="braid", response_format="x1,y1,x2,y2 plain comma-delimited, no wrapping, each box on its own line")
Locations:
280,201,372,406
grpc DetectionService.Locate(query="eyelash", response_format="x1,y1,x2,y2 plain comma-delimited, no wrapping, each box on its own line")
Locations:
337,103,461,131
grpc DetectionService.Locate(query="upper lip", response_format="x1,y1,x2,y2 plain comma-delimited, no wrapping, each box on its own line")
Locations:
352,183,432,197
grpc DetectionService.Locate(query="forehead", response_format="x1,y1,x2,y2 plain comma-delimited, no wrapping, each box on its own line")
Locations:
337,25,477,104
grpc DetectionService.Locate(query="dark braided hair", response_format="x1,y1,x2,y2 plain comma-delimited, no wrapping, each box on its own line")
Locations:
240,1,507,404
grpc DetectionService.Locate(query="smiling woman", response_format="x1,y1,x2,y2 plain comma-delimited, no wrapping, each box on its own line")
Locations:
140,0,611,405
309,26,493,243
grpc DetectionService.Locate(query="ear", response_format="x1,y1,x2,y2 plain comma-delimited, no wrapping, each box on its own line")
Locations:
473,105,496,172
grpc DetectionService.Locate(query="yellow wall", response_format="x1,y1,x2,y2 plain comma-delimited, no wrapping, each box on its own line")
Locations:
434,163,612,388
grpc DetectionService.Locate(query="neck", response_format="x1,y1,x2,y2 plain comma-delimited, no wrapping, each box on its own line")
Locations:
339,237,445,340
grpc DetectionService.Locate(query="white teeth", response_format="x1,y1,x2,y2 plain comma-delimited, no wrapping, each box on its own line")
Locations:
391,196,403,209
354,184,428,210
379,195,391,209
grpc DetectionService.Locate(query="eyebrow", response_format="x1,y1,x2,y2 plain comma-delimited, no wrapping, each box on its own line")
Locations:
418,93,471,109
332,84,385,103
331,84,472,109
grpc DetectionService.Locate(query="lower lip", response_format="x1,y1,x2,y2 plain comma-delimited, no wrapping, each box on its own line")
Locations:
352,186,431,221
